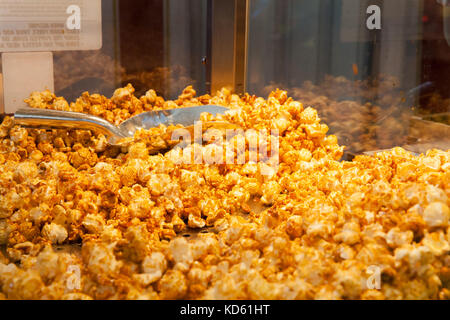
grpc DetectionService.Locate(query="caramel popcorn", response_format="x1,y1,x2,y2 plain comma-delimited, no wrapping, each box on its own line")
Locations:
0,84,449,300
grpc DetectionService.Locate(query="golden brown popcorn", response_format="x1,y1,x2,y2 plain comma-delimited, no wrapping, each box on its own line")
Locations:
0,220,11,245
141,252,167,282
0,84,448,300
61,293,93,300
423,231,450,256
82,241,122,276
333,221,361,245
385,227,414,248
422,202,449,228
13,161,38,183
158,270,187,299
260,181,282,205
42,223,68,244
82,214,105,235
285,215,303,238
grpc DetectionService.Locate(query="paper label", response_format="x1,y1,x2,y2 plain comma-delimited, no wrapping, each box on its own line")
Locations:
0,0,102,52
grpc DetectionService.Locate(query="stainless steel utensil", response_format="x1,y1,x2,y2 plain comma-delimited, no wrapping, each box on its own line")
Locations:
14,105,230,146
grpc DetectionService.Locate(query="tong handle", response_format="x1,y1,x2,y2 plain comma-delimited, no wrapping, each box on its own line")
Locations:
14,108,127,142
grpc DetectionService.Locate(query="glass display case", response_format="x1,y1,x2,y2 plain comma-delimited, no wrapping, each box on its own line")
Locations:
245,0,450,156
0,0,449,301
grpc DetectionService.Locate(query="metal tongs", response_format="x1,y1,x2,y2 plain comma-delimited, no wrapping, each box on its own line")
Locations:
13,105,232,147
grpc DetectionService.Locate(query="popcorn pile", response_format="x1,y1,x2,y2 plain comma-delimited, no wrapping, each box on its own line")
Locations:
0,85,448,299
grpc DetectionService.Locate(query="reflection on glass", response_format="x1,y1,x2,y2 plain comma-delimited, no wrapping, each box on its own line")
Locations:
51,0,207,102
247,0,450,155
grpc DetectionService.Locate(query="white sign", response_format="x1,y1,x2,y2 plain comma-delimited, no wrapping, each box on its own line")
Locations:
0,0,102,52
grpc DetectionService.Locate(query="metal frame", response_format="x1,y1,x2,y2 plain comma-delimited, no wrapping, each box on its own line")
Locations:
207,0,249,95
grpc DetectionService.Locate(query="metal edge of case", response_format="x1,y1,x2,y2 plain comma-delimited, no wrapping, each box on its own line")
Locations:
208,0,249,95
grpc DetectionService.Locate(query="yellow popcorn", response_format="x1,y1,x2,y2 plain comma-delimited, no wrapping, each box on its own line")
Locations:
42,223,68,244
158,270,187,299
0,84,448,300
423,202,449,228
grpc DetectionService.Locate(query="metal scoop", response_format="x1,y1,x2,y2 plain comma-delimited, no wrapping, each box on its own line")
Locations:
14,105,231,146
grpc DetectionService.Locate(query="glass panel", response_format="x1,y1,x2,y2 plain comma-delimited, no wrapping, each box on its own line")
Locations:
1,0,208,107
247,0,450,156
